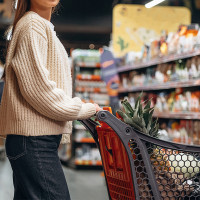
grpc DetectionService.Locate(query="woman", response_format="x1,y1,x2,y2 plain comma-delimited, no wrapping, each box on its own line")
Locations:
0,0,102,199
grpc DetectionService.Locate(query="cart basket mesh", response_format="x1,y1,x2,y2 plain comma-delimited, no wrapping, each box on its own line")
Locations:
80,110,200,200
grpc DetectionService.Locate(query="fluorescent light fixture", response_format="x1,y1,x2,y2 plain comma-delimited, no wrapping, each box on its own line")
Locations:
145,0,165,8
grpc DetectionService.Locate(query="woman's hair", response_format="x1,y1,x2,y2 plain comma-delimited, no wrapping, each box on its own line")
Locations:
2,0,60,78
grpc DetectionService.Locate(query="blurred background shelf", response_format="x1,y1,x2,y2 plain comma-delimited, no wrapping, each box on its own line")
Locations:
119,79,200,93
75,87,107,93
64,49,109,169
75,160,102,166
75,138,96,143
76,74,101,81
76,62,101,68
117,50,200,73
153,112,200,120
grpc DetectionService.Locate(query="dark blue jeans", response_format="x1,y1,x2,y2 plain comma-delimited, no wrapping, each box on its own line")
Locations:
5,134,71,200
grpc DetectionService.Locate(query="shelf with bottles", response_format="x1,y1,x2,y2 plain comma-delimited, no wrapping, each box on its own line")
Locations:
119,79,200,93
73,49,110,107
119,55,200,93
158,119,200,145
74,126,96,144
74,144,102,166
116,24,200,146
119,95,200,145
75,138,95,144
118,51,200,73
75,80,107,94
76,74,101,81
70,49,109,168
75,93,110,106
75,160,102,166
154,112,200,120
117,24,200,73
72,49,100,68
121,89,200,120
75,62,101,68
75,87,108,94
82,99,109,106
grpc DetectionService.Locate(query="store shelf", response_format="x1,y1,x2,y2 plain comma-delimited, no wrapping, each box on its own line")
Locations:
71,50,110,170
76,62,101,68
75,160,102,166
76,74,101,81
118,79,200,93
75,138,95,143
75,87,107,94
82,99,110,106
154,112,200,120
117,50,200,73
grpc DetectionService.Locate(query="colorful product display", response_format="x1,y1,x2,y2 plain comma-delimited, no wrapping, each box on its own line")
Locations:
159,120,200,145
122,90,200,114
120,56,200,89
69,49,110,167
75,145,101,163
120,92,200,145
116,25,200,147
155,90,200,113
71,49,100,66
122,24,200,66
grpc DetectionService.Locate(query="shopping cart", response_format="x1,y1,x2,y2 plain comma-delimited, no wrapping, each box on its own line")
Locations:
80,108,200,200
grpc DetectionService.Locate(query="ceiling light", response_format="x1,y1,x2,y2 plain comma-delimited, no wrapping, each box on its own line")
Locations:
145,0,165,8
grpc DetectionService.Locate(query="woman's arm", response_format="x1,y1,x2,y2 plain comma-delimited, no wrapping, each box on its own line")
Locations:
11,24,96,121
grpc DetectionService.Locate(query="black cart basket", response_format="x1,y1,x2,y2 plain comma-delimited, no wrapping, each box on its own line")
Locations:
80,109,200,200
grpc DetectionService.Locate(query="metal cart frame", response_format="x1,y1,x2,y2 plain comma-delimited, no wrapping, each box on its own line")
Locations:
80,110,200,200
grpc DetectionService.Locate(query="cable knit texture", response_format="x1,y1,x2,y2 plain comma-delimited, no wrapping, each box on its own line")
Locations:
0,11,96,144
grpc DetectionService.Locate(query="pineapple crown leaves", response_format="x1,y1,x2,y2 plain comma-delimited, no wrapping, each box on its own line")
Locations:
117,93,160,138
134,92,143,108
120,98,135,117
144,98,153,110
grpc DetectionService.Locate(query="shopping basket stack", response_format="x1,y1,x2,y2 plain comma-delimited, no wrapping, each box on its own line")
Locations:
80,108,200,200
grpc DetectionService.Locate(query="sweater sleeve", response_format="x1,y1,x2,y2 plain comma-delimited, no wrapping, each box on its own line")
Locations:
11,27,96,121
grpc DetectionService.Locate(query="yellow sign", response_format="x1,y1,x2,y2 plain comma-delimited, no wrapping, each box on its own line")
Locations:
113,4,191,57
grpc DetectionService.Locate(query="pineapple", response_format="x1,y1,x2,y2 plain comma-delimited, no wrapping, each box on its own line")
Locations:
117,93,174,198
117,92,160,155
117,93,159,139
116,93,171,167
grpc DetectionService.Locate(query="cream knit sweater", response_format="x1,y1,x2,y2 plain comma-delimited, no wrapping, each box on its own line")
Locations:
0,11,96,144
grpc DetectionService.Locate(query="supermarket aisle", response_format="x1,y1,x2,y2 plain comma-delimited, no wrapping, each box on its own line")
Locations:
0,159,109,200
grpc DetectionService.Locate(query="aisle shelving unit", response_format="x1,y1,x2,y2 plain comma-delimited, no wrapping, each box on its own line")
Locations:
117,50,200,72
119,79,200,93
75,160,102,166
153,112,200,120
117,50,200,145
70,49,110,168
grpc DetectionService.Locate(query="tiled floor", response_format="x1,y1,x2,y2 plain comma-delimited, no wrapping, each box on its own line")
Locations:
0,159,109,200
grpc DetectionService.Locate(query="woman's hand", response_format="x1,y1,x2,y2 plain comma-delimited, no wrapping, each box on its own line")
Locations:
93,103,103,112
